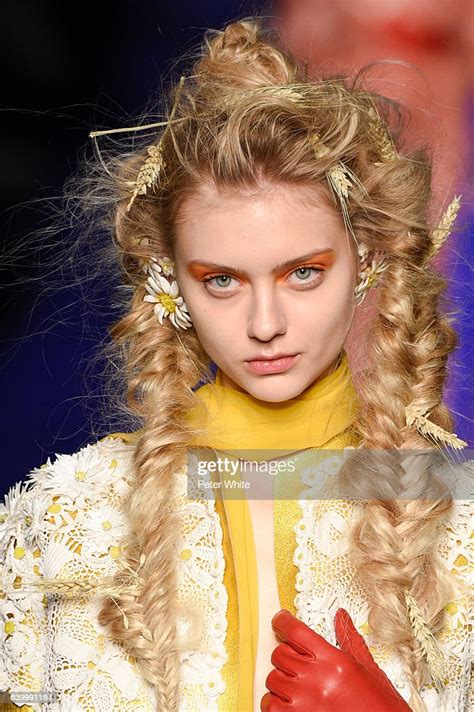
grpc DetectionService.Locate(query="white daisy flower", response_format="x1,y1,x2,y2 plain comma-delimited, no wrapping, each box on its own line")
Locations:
300,454,343,488
144,255,174,278
300,464,325,489
0,481,33,554
319,454,345,477
203,668,226,697
81,504,128,553
95,644,142,701
443,600,468,632
176,504,220,588
181,652,226,697
48,612,141,698
26,444,115,507
18,489,51,548
143,263,193,330
1,541,43,615
205,638,228,669
156,256,174,276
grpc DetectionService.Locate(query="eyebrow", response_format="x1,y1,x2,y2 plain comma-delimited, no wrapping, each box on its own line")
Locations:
187,248,334,276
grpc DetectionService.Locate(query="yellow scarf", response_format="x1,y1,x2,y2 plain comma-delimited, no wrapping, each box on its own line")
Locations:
183,348,360,711
186,349,360,456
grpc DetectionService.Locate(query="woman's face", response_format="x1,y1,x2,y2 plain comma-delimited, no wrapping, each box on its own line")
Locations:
173,182,358,403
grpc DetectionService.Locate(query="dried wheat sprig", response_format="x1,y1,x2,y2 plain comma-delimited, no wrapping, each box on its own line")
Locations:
107,553,154,641
115,551,147,580
406,403,468,449
126,75,186,213
310,134,352,233
309,134,368,239
116,598,154,642
354,243,390,304
327,163,352,200
326,163,354,238
1,575,142,598
2,553,147,599
367,106,398,163
424,195,462,264
404,590,452,693
89,117,187,138
220,85,305,110
126,143,167,212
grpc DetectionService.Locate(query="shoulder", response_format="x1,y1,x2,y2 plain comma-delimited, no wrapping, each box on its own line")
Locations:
296,450,473,554
0,433,140,572
23,431,138,504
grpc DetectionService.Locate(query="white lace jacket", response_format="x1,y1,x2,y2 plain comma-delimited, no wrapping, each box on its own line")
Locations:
0,435,472,711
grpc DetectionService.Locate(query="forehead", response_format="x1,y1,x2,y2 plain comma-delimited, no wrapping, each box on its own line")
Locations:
174,181,347,255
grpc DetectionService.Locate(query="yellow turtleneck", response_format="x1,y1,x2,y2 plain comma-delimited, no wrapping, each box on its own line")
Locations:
186,349,361,711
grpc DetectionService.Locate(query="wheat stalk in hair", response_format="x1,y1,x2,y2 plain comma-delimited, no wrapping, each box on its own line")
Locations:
126,75,186,212
406,403,468,449
367,106,398,163
425,195,462,264
327,164,352,200
126,143,166,212
404,590,452,693
221,85,305,110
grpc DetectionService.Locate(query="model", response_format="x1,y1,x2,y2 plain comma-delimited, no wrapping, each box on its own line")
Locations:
1,17,472,712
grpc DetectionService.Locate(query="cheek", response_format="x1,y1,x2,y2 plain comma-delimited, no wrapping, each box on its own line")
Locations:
301,281,352,321
188,305,237,357
295,275,354,339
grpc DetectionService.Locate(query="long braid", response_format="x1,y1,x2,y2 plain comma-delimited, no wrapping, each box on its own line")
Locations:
97,279,212,710
339,248,459,710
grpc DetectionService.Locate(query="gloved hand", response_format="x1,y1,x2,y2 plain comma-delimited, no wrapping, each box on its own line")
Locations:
260,608,412,711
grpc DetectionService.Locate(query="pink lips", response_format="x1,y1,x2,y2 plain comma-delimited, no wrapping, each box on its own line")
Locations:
244,354,300,375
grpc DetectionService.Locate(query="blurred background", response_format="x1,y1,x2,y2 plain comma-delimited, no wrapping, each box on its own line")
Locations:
1,0,473,490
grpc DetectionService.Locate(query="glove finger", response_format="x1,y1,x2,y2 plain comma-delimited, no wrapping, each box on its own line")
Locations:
334,608,380,667
334,608,393,686
265,667,293,704
272,609,340,661
261,691,290,712
261,691,272,712
271,641,303,678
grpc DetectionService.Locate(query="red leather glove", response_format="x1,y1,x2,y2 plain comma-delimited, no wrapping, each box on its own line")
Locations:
260,608,412,712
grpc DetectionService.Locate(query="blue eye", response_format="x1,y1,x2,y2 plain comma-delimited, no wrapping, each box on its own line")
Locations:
289,266,324,287
294,267,314,280
202,274,236,290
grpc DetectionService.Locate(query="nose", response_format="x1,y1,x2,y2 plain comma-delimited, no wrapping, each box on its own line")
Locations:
247,285,287,341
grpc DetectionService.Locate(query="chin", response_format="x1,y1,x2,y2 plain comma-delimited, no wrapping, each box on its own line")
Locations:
245,378,303,403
